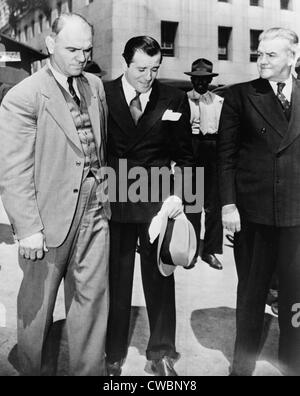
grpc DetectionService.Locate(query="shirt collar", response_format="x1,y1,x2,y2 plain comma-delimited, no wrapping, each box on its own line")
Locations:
269,74,293,100
122,74,152,110
47,60,80,97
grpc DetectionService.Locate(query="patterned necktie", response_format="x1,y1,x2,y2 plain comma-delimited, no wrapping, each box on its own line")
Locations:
277,82,290,112
67,77,81,107
129,91,143,125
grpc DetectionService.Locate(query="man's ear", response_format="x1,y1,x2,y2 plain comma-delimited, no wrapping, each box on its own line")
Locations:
45,35,55,55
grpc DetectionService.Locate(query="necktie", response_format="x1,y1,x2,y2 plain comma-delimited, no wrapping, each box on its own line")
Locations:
129,91,143,125
277,82,290,113
67,77,80,107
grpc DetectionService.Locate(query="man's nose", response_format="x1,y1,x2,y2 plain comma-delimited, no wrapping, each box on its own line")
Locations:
76,50,86,62
144,70,152,82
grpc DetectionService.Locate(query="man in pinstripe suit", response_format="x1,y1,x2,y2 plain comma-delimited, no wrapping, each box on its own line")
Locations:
218,27,300,376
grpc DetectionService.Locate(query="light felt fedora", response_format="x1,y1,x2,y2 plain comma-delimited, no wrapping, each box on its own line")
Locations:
157,213,197,277
184,58,219,77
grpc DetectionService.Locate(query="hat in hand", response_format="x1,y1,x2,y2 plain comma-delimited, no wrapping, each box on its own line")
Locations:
184,58,219,77
157,213,197,277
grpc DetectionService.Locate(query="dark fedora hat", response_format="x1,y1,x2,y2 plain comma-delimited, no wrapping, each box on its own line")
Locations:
184,58,219,77
157,213,197,277
84,60,107,77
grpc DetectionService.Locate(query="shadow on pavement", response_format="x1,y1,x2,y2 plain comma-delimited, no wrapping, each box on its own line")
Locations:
0,224,14,245
191,307,280,371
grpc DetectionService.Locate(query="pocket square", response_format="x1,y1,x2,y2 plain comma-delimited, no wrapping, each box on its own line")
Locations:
162,110,182,121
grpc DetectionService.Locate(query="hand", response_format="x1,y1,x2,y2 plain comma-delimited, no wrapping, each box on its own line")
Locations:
222,204,241,233
19,232,48,261
161,196,184,219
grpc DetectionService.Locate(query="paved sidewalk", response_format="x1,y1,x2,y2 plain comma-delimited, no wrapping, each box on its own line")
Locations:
0,200,281,376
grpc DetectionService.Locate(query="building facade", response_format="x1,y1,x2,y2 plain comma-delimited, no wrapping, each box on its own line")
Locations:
1,0,300,84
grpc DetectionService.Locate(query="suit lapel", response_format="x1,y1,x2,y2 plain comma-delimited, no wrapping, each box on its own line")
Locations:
248,78,288,138
42,67,82,152
106,77,137,138
278,78,300,153
123,81,171,154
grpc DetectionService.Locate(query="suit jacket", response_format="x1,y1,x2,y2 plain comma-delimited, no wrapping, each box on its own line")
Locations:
218,77,300,227
0,65,110,247
105,77,195,223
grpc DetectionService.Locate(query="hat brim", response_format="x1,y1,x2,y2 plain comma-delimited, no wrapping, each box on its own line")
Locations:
184,71,219,77
157,213,197,277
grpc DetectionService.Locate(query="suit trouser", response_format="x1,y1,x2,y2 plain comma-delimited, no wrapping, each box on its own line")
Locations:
17,177,110,376
106,222,178,363
232,221,300,376
190,136,223,256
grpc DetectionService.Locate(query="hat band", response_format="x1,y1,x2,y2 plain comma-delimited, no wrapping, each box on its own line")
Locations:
160,219,176,266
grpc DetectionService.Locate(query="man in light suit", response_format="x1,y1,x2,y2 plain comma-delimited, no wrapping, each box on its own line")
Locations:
105,36,195,376
218,27,300,376
0,14,110,376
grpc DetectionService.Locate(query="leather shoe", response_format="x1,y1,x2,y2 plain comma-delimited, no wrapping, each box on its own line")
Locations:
202,254,223,270
151,356,178,376
107,360,123,376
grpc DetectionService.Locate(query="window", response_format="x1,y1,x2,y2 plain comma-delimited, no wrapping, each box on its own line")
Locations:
250,29,263,62
31,20,35,37
39,15,43,33
57,1,62,16
281,0,292,10
47,11,52,28
24,25,28,41
161,21,179,57
218,26,232,61
250,0,259,5
86,0,94,4
68,0,72,12
218,0,229,2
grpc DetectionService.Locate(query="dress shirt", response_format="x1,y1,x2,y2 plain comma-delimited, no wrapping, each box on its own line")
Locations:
187,89,224,135
48,60,81,100
122,75,152,113
269,74,293,102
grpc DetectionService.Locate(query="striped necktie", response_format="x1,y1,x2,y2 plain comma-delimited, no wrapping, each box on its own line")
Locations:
129,91,143,125
277,82,290,112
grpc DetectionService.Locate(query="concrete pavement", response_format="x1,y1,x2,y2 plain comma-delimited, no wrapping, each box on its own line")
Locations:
0,200,282,376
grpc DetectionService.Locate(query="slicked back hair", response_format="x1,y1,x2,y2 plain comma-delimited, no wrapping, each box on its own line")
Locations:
122,36,162,66
259,27,299,56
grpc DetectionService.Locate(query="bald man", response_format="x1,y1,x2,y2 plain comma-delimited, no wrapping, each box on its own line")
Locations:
0,13,110,376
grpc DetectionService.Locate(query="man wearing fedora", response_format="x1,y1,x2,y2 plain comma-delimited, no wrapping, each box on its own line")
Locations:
185,59,224,270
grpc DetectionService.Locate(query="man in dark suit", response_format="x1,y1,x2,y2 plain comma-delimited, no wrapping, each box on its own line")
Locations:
105,36,195,376
218,27,300,376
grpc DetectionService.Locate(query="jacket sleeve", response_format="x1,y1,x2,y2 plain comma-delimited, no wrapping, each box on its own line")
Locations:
217,86,241,207
0,82,43,239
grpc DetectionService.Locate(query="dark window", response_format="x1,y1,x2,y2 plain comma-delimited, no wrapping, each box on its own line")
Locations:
218,26,232,61
39,15,43,33
68,0,72,12
31,20,35,37
250,29,263,62
161,21,179,57
281,0,292,10
218,0,229,2
57,1,62,16
24,25,28,41
250,0,260,5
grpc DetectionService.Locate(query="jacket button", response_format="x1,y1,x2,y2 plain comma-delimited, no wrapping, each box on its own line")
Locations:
261,128,266,134
73,189,79,194
76,161,81,166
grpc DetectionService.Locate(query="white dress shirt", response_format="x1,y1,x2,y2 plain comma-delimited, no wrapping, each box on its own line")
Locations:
48,60,81,100
187,89,224,135
122,75,152,113
269,74,293,102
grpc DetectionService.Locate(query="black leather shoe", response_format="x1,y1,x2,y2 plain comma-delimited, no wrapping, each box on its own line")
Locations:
107,360,123,376
151,356,178,376
202,254,223,270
